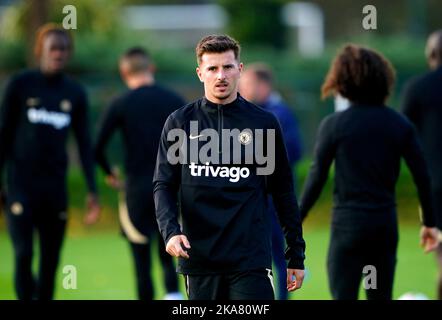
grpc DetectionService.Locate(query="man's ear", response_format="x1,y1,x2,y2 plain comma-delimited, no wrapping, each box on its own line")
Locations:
119,68,127,82
196,67,203,82
238,62,244,73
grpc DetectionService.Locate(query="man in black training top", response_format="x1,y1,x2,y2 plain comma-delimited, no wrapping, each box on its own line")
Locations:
153,35,305,300
300,44,439,300
0,24,100,300
401,30,442,299
95,47,185,300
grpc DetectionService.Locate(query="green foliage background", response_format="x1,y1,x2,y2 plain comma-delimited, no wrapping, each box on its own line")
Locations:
0,0,441,300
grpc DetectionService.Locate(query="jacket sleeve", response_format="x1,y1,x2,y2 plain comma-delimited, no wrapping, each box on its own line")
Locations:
0,76,21,186
94,99,122,175
153,113,182,245
267,115,306,270
71,87,97,194
401,79,421,128
402,123,436,227
299,116,337,221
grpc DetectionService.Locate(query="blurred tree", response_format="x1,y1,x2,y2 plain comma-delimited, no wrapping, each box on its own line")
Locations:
1,0,125,67
122,0,207,3
218,0,288,49
308,0,441,40
24,0,49,66
407,0,428,37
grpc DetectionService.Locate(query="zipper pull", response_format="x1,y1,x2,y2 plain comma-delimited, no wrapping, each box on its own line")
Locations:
217,104,222,154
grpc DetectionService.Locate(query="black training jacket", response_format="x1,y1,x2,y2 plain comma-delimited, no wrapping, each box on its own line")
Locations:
153,95,305,274
300,104,435,229
94,84,185,234
402,66,442,188
95,84,185,188
401,66,442,229
0,70,96,208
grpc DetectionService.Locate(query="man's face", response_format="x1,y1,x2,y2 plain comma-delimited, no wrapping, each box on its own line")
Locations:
239,70,260,103
239,70,270,105
40,33,70,74
196,50,243,104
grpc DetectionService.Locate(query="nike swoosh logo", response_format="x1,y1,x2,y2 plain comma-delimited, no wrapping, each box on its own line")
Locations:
189,134,204,140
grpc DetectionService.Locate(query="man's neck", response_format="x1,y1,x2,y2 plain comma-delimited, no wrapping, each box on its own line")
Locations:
39,67,63,77
206,94,237,105
126,74,155,89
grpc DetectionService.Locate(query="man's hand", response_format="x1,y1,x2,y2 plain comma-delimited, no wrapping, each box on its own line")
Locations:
287,268,304,292
420,226,440,253
105,171,124,190
84,193,100,225
166,235,191,259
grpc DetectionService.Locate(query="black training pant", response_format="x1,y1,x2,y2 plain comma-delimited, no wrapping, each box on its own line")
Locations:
327,223,398,300
5,200,67,300
184,269,275,300
129,235,179,300
125,185,179,300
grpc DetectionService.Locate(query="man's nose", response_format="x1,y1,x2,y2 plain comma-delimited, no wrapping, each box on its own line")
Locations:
52,47,67,57
217,70,226,80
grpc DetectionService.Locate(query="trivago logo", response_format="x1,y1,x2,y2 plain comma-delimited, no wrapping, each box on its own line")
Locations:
189,162,250,183
27,108,71,130
167,121,275,176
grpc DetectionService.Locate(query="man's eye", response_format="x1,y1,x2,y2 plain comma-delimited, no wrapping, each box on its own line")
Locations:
225,65,233,69
208,67,216,71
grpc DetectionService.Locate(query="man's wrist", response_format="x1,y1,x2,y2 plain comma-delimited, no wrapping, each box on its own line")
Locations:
165,231,183,245
288,259,305,270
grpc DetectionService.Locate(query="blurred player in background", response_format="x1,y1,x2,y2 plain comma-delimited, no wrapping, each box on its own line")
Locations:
300,44,439,300
401,30,442,299
94,47,185,300
239,63,303,300
0,23,100,300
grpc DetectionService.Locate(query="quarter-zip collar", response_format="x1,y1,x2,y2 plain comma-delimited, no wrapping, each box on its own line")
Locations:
201,93,242,113
37,68,65,86
200,94,244,154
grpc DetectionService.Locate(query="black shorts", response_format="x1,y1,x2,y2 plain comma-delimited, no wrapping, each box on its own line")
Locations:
184,269,275,300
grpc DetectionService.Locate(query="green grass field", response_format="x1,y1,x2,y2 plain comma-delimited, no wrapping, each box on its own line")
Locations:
0,161,439,300
0,223,437,300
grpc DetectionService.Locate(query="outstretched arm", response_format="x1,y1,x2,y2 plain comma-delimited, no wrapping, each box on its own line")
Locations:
153,114,185,253
94,99,123,189
267,116,305,289
0,76,21,213
299,116,337,221
402,124,439,252
72,89,100,224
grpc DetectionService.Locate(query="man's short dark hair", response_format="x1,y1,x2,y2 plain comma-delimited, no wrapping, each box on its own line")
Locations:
120,47,151,75
321,44,396,105
196,35,240,65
